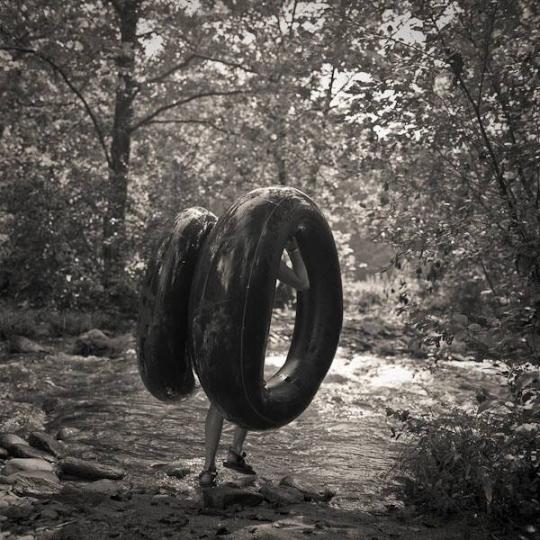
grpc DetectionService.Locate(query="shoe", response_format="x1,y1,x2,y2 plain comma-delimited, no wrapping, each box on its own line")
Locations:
198,466,217,488
223,449,256,475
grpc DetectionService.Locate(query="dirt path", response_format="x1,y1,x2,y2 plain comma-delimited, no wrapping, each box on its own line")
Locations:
0,325,512,539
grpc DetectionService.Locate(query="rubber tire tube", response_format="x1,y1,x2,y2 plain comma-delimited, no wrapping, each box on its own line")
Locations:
189,187,343,430
137,207,217,401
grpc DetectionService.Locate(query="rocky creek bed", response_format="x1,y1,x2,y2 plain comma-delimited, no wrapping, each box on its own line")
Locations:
0,318,516,539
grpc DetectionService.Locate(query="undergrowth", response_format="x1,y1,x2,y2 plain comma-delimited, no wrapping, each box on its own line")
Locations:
387,365,540,529
0,302,133,339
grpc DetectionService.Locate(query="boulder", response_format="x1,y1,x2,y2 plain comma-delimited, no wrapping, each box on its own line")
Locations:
28,432,65,458
164,466,190,480
0,447,8,460
58,457,125,480
81,479,124,497
279,476,335,502
8,335,50,354
9,443,56,462
72,329,124,358
0,433,28,453
259,484,304,506
5,458,54,475
7,470,62,498
202,486,264,509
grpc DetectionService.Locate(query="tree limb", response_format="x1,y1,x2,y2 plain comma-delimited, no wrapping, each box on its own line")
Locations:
143,54,198,84
0,45,112,167
130,88,254,132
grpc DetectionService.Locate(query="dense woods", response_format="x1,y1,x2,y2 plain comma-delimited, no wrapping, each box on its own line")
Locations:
0,0,539,534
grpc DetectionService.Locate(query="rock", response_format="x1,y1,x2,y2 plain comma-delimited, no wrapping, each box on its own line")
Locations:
151,463,191,479
259,484,304,506
8,471,62,497
9,443,56,462
279,476,334,502
202,486,264,510
72,329,124,358
8,335,50,354
248,521,316,540
58,457,126,480
81,479,123,496
0,433,28,453
0,447,8,460
41,398,59,414
39,508,59,520
56,427,80,441
28,432,65,458
4,458,54,475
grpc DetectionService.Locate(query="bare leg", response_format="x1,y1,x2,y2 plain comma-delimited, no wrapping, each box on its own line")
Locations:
203,403,224,471
229,426,248,457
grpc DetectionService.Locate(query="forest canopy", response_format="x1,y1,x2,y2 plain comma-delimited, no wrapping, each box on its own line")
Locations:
0,0,539,362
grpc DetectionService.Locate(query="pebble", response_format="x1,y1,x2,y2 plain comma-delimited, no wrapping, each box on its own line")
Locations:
56,427,80,441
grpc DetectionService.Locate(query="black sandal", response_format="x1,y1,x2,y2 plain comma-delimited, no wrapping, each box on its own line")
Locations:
198,466,217,487
223,449,256,475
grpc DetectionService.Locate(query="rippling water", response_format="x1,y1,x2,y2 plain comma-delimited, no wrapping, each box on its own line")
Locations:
0,322,505,514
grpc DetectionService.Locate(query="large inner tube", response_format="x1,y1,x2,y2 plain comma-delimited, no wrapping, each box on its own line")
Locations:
189,187,343,430
137,207,217,402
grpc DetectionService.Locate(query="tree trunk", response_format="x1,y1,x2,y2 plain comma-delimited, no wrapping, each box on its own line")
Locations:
103,0,139,288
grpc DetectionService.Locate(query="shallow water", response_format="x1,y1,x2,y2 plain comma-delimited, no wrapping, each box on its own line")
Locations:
0,327,507,515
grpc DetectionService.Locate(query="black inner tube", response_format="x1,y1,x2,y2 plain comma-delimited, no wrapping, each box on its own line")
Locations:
189,187,343,430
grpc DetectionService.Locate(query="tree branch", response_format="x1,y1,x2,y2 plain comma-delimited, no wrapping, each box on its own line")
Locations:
143,54,198,84
192,52,259,75
0,45,111,167
130,88,254,132
138,117,240,136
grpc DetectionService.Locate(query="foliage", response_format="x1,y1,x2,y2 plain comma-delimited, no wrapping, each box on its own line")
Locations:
344,0,540,362
387,365,540,523
0,301,131,339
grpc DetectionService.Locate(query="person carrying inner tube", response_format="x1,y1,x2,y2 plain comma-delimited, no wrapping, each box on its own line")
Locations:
198,236,310,488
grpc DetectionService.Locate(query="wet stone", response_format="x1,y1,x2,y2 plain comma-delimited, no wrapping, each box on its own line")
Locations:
73,329,124,358
158,465,190,480
8,335,49,354
8,471,62,498
28,432,65,458
5,458,55,475
10,443,56,462
56,427,81,441
0,433,28,453
259,484,304,506
81,479,123,496
0,447,8,460
202,486,264,510
279,476,335,502
58,457,126,480
39,508,60,520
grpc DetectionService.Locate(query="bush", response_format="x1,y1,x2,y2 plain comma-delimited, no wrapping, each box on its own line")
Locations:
388,366,540,525
0,302,132,339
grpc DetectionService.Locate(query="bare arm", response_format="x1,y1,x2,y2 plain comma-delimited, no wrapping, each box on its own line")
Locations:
277,237,310,291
